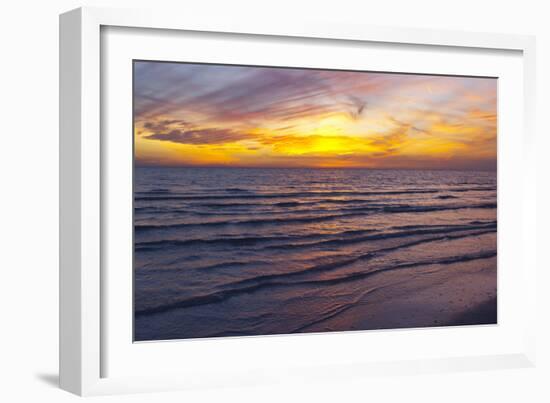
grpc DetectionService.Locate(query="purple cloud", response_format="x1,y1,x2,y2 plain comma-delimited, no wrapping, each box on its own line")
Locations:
146,128,253,145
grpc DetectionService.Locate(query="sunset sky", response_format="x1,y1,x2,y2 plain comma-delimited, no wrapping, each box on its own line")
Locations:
134,61,497,170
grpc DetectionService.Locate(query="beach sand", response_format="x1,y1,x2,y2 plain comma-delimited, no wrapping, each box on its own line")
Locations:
448,297,497,326
294,256,497,333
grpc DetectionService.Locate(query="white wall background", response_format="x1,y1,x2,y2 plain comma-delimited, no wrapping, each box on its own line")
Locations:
0,0,548,401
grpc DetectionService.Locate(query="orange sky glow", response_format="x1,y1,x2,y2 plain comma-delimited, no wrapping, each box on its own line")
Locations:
134,62,497,170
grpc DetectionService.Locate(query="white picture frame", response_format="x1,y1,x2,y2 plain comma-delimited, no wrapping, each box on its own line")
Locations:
59,6,537,396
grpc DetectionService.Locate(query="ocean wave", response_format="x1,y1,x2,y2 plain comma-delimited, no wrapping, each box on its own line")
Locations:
266,223,496,250
134,187,496,202
136,259,273,274
135,249,496,316
134,204,497,232
134,211,366,231
135,221,496,252
380,202,496,213
185,199,368,209
135,234,299,251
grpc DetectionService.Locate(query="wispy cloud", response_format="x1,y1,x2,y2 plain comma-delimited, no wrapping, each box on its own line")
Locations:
146,128,254,145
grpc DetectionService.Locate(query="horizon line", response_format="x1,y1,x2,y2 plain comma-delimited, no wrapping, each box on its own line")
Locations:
134,164,497,172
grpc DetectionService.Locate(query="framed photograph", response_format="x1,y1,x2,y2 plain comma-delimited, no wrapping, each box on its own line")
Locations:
60,7,537,396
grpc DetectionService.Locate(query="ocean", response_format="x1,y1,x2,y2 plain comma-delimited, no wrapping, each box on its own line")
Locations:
133,167,497,341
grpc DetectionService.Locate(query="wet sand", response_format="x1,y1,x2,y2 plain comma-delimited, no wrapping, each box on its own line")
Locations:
447,297,497,326
294,255,497,333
